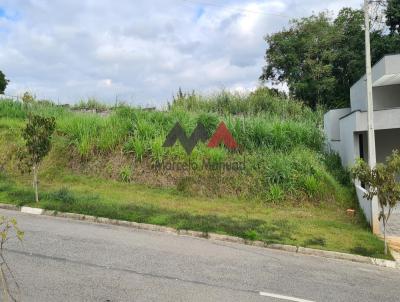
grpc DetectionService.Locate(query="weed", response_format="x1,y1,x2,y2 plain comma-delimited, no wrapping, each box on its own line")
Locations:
176,176,194,193
119,166,133,183
304,237,326,247
267,184,285,203
46,187,77,204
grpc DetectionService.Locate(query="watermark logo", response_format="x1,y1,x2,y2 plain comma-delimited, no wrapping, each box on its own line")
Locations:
163,122,237,154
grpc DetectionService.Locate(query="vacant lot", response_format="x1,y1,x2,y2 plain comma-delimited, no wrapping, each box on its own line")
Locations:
0,90,391,259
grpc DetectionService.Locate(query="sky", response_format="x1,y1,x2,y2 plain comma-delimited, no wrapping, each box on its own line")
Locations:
0,0,362,107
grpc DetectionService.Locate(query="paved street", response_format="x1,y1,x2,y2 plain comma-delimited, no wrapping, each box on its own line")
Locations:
387,205,400,237
1,209,399,302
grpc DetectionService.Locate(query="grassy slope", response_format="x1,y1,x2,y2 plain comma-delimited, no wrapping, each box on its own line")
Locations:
0,94,391,259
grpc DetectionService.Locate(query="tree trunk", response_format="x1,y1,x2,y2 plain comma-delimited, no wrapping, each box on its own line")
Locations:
33,164,39,203
383,219,387,255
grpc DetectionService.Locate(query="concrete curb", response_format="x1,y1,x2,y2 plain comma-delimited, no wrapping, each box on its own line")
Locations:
1,204,399,270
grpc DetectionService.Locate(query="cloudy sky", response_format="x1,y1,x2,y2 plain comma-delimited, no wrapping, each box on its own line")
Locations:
0,0,362,107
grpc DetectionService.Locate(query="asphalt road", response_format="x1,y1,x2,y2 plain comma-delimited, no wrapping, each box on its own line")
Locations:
0,209,399,302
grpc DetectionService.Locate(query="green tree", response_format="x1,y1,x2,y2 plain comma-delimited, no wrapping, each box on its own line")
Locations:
19,114,56,203
351,151,400,255
0,71,8,95
260,13,338,109
331,8,366,107
261,8,400,109
386,0,400,34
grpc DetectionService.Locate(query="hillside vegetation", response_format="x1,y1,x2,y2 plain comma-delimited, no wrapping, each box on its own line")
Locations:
0,89,389,258
1,89,341,202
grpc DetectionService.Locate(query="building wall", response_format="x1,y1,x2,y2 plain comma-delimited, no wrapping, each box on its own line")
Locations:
338,113,359,167
373,85,400,110
375,128,400,163
350,78,367,111
350,55,400,112
336,119,400,165
324,108,351,141
325,54,400,234
384,54,400,76
351,82,400,111
355,184,373,225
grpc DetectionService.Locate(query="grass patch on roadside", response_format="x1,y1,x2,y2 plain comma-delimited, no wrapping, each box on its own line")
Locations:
0,171,390,260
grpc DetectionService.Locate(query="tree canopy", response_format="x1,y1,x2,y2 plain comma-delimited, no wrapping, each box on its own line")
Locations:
260,7,400,109
0,71,8,95
386,0,400,34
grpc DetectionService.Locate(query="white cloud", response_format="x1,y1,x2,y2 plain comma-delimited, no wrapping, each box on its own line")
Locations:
0,0,362,106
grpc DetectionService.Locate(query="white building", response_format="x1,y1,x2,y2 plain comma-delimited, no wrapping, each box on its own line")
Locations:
324,54,400,234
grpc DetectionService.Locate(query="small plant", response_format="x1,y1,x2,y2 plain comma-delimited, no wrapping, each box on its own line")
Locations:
244,230,259,241
123,138,147,161
351,150,400,255
18,114,56,203
303,175,320,198
150,137,165,164
119,166,132,183
267,184,284,202
0,216,24,302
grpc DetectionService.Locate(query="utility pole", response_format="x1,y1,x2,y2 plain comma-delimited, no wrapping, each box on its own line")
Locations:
364,0,376,169
364,0,379,234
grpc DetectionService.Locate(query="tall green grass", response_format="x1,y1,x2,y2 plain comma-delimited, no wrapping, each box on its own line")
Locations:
170,88,323,123
0,100,26,119
0,90,340,202
72,98,110,111
57,111,133,156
